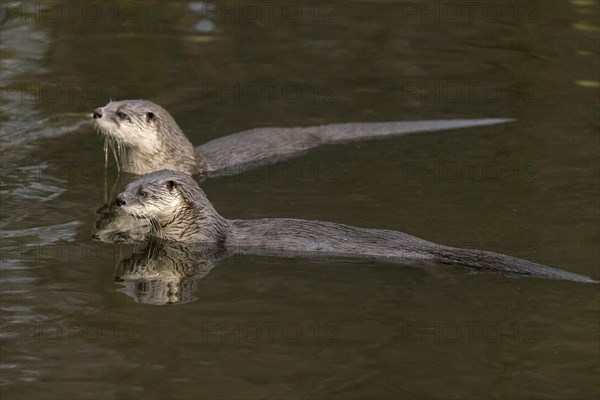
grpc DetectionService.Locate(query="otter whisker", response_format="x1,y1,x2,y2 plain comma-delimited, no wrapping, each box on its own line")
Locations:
148,218,165,241
104,135,121,174
103,137,109,203
103,137,109,173
113,139,122,173
142,216,156,263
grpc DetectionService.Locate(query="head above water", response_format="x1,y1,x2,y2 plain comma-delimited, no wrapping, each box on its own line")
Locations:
114,169,227,242
93,100,203,175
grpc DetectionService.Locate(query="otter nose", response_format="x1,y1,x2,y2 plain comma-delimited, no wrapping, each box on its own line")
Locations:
115,195,126,207
92,108,103,119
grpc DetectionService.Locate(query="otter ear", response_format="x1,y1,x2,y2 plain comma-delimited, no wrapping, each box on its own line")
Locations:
146,112,156,123
166,180,176,190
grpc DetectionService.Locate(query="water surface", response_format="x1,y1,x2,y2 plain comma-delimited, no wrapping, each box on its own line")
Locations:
1,1,598,399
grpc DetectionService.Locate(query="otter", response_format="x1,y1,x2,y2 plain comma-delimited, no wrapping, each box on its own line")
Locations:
113,169,598,283
93,99,514,176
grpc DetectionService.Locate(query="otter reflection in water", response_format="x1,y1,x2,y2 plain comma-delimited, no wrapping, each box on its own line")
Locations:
93,99,514,176
112,170,598,284
94,203,150,243
115,240,223,305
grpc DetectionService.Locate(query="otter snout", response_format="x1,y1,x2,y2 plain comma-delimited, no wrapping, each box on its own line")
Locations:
115,194,126,206
93,108,103,119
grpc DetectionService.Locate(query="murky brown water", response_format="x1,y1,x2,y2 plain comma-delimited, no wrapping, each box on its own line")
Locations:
1,1,598,399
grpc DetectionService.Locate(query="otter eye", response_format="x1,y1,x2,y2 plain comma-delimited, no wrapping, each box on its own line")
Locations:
138,189,147,198
146,112,156,122
116,111,127,119
166,180,176,190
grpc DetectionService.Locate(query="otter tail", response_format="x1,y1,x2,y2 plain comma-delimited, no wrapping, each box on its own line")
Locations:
197,118,514,175
433,247,598,283
314,118,514,142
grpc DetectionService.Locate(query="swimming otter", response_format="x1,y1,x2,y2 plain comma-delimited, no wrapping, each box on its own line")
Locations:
113,169,598,283
93,99,514,176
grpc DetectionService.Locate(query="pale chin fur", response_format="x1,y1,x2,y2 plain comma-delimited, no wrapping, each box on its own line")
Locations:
96,119,160,152
95,121,115,139
96,122,167,175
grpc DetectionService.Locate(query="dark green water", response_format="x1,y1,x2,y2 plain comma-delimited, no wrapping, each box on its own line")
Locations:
1,1,598,399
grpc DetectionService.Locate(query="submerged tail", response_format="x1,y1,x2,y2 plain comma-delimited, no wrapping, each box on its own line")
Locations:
433,247,598,283
198,118,514,175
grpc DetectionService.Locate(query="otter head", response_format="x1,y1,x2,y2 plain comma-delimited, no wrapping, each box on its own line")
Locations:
115,170,228,243
93,100,202,175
